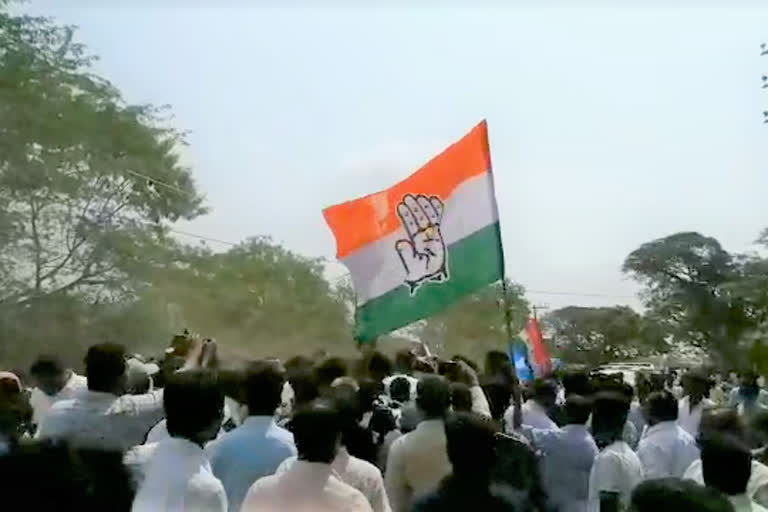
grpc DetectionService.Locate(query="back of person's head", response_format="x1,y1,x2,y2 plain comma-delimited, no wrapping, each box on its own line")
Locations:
592,391,630,448
244,360,285,416
284,355,314,375
84,343,126,393
484,350,510,376
532,378,558,408
289,369,320,408
164,369,223,444
563,371,592,397
565,394,592,425
292,399,341,463
416,375,451,419
683,370,713,397
444,412,498,477
0,441,134,511
701,434,752,497
314,357,348,389
483,381,512,421
30,354,65,379
645,390,679,424
394,349,416,374
0,371,31,440
367,351,393,381
357,378,382,412
389,375,412,404
631,478,734,512
450,382,473,412
699,408,747,443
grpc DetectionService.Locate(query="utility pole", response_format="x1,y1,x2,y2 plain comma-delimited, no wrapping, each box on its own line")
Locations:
532,303,550,320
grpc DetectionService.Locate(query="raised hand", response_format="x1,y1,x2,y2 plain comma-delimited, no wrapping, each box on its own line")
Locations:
395,194,448,293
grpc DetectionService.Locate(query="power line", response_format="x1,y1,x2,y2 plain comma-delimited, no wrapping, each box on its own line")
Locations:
123,169,193,196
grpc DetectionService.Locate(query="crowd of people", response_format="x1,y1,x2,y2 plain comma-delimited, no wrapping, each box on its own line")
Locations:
1,334,768,512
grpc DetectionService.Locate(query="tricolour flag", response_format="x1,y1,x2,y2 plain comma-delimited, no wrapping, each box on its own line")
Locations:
515,317,552,376
324,121,504,342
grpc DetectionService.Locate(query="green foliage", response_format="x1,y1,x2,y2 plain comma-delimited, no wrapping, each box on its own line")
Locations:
623,232,757,366
544,305,665,367
414,280,529,363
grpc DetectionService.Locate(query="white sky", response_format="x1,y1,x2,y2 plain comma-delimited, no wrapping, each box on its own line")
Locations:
20,1,768,310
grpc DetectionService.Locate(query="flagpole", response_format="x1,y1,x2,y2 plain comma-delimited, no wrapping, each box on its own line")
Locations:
501,278,515,344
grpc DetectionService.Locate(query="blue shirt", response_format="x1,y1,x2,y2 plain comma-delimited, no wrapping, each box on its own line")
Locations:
206,415,296,512
525,424,599,512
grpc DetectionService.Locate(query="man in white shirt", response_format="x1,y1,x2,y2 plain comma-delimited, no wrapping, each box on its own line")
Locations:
636,390,699,479
701,434,768,512
678,370,715,437
521,395,599,512
504,378,558,432
241,399,372,512
37,343,166,451
587,391,644,512
276,385,390,512
385,375,452,512
28,355,87,427
132,369,227,512
683,407,768,508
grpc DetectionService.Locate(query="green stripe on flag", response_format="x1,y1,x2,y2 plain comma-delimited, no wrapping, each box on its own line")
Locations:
355,222,504,342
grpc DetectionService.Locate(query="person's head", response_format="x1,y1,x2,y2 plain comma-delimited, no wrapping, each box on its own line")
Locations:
84,343,127,394
532,378,558,409
292,399,341,463
416,375,451,419
314,357,348,391
284,355,315,376
701,434,752,497
562,371,592,398
0,441,135,510
289,370,319,409
591,391,630,448
484,350,510,376
389,376,412,404
564,394,592,425
244,360,285,417
444,412,499,478
739,371,760,402
699,408,748,445
630,478,734,512
643,390,679,426
483,382,512,421
0,372,31,441
164,369,223,446
450,382,473,413
367,351,393,382
394,349,416,375
357,378,381,413
683,370,713,401
29,355,69,397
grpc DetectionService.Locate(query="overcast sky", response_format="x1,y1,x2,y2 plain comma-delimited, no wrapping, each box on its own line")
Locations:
21,1,768,310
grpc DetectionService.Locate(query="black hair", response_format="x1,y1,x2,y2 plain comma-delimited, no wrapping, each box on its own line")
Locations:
389,376,412,404
631,478,734,512
0,441,134,510
564,394,592,425
591,391,630,448
314,357,348,388
483,382,512,421
450,382,473,412
444,412,499,477
646,390,679,423
30,355,65,377
164,369,223,442
699,408,747,443
562,371,592,397
244,360,285,416
416,375,451,419
284,355,315,375
532,378,558,404
289,370,320,407
484,350,510,376
357,378,381,412
701,434,752,496
292,399,341,463
84,343,126,393
367,352,393,380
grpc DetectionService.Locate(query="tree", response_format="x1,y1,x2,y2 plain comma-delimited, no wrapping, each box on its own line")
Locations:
622,232,753,366
543,305,664,367
0,9,204,308
414,280,529,363
0,8,204,367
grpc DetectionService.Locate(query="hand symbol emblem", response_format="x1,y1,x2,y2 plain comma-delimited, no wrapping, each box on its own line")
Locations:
395,194,449,294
